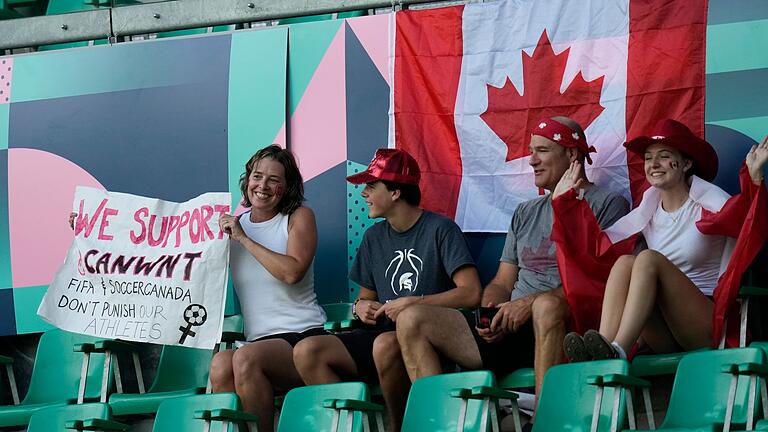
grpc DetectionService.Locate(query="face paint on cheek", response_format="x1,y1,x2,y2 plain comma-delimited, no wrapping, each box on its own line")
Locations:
670,160,679,170
274,184,284,198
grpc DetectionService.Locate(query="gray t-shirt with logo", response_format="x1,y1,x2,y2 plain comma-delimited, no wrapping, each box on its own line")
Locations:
350,211,476,303
502,186,629,300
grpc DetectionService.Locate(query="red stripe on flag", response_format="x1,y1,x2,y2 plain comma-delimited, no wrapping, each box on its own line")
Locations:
626,0,707,206
394,6,464,219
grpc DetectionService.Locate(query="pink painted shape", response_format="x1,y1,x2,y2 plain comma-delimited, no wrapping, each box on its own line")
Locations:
272,123,286,148
347,14,391,85
8,149,105,288
0,57,13,104
290,26,347,181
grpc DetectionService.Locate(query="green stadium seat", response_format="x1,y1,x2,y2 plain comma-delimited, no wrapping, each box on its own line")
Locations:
277,382,373,432
321,303,359,332
0,329,111,427
624,347,765,431
535,359,638,432
402,370,517,432
27,402,126,432
155,393,257,432
499,367,535,389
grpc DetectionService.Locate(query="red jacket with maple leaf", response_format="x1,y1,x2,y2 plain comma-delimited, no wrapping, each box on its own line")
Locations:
550,164,767,346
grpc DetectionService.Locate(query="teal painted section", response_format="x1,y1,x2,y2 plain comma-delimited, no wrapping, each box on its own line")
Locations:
0,149,10,289
12,35,229,103
346,161,381,301
13,285,55,333
707,20,768,74
288,20,343,115
0,104,7,150
226,27,288,314
227,27,288,210
707,116,768,144
705,68,768,122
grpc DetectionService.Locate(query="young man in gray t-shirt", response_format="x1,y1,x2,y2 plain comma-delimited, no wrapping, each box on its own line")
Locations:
293,148,481,432
395,117,629,418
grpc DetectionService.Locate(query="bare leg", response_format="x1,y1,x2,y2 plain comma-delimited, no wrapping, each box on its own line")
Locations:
373,332,408,432
292,335,358,384
613,250,712,352
639,305,680,354
209,349,235,392
232,339,305,432
396,305,481,381
598,255,635,340
531,292,569,402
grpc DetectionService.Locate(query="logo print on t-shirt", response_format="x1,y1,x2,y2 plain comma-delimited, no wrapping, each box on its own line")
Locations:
385,249,423,296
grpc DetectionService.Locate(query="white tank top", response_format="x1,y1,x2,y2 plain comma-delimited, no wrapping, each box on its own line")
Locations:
231,211,326,340
643,198,727,296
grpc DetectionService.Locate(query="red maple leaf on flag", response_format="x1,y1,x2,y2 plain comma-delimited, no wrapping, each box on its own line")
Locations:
480,30,606,162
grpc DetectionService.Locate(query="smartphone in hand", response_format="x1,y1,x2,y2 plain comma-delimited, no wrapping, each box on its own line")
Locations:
474,307,498,329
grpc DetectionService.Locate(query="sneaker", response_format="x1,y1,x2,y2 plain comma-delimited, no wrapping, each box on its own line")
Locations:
563,332,590,362
583,329,618,360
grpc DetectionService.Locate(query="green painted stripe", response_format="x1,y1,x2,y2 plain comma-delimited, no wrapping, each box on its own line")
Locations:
0,150,10,289
13,285,56,334
707,20,768,74
0,104,7,150
705,68,768,122
227,27,288,209
707,116,768,144
288,20,343,115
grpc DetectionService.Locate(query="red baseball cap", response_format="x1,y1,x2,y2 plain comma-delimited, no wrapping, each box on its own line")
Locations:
624,119,718,181
346,148,421,185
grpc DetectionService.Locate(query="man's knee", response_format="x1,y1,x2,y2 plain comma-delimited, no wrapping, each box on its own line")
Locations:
531,293,568,333
373,332,401,370
396,305,430,341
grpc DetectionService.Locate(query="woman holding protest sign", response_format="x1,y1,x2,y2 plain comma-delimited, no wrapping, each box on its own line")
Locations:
209,144,326,431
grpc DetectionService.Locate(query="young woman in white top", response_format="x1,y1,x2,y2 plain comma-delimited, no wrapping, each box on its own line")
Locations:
209,145,326,432
556,120,767,361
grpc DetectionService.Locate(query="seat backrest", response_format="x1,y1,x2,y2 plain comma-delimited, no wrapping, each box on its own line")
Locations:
277,382,368,432
153,393,240,432
402,371,496,432
23,329,109,405
27,402,112,432
534,359,628,432
321,303,354,322
662,347,764,429
147,345,213,393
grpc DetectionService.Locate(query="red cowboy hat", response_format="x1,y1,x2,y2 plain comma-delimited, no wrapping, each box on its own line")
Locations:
624,119,719,181
346,148,421,185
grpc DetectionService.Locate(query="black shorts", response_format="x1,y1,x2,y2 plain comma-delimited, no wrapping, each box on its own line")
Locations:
253,327,328,347
461,311,535,376
335,320,396,382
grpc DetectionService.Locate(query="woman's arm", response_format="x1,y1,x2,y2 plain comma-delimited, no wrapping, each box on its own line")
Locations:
226,206,318,285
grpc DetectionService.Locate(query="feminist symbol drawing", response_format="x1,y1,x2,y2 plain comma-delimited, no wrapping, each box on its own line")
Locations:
178,304,207,344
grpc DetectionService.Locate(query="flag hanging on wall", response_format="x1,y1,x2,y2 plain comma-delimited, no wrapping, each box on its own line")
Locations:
391,0,706,232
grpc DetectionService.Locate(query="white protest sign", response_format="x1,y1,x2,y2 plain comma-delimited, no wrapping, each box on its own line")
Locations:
38,186,231,349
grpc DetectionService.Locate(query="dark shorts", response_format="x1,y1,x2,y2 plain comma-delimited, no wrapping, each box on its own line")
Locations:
253,327,328,347
335,320,396,382
461,311,535,376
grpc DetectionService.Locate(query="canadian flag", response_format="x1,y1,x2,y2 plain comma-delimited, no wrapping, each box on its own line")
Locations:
391,0,706,232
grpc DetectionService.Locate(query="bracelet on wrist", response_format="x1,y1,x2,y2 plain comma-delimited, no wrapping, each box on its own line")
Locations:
352,298,362,320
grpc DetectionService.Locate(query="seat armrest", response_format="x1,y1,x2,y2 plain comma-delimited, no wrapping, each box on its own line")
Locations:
93,339,139,353
721,362,768,377
322,398,384,412
467,386,519,401
73,343,97,353
65,418,130,431
587,373,651,388
0,355,13,365
194,408,259,423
